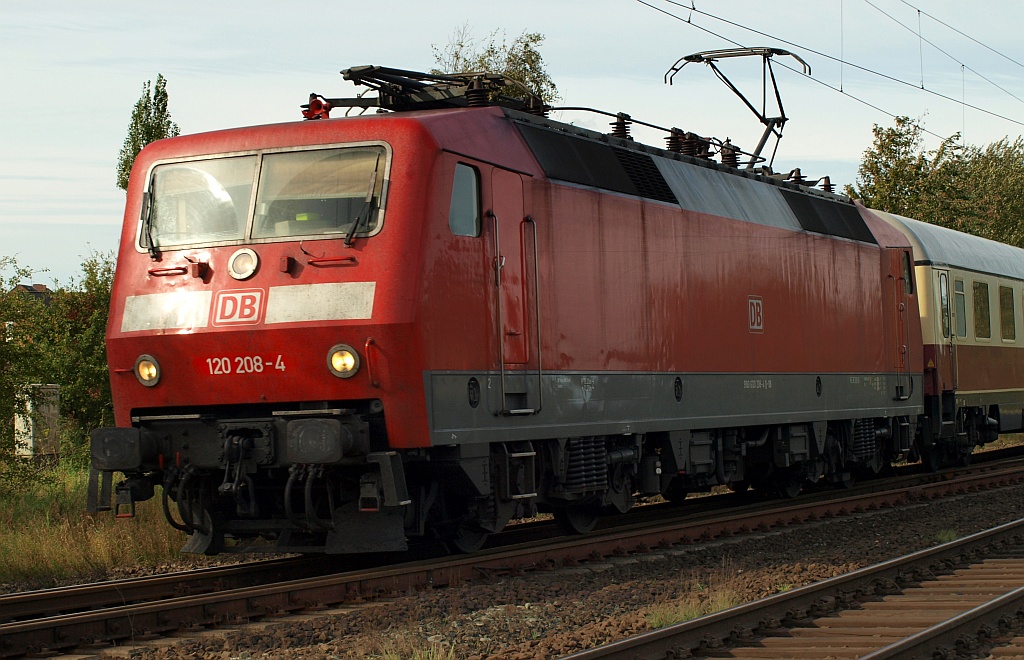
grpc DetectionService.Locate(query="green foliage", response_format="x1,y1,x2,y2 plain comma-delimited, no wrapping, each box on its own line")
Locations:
0,258,48,492
432,23,560,104
645,586,742,628
0,461,185,586
846,117,1024,247
0,252,115,495
116,74,181,191
959,137,1024,247
43,253,117,442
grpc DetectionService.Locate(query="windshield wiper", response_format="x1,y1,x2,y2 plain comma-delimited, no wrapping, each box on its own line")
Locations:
344,155,381,246
141,188,160,259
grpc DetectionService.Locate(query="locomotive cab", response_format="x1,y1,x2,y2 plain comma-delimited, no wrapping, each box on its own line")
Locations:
88,117,432,553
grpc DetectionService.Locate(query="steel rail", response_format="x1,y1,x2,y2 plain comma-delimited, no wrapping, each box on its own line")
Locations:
560,519,1024,659
860,584,1024,659
2,457,1023,657
0,557,323,624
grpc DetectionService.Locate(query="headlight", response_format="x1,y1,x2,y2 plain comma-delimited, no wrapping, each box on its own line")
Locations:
327,344,359,378
227,248,259,280
134,354,161,387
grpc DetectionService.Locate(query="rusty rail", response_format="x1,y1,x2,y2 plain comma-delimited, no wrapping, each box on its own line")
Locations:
2,456,1023,658
560,519,1024,659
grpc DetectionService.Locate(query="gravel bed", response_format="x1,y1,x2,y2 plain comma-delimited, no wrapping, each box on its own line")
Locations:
0,556,252,596
106,483,1024,660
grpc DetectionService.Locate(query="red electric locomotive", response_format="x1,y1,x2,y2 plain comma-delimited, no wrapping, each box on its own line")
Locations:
88,65,1015,554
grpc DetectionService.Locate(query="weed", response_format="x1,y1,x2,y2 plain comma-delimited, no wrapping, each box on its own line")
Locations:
371,633,457,660
0,460,185,587
935,529,959,544
985,433,1024,450
645,584,742,628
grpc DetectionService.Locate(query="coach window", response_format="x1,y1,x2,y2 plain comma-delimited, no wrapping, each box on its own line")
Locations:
954,279,967,338
974,281,991,339
902,252,914,294
449,163,481,237
938,273,950,338
1000,285,1016,341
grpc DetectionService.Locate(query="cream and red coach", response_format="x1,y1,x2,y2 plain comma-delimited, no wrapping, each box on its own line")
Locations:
88,67,1015,554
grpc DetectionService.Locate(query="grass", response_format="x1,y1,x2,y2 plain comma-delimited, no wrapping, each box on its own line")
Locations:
984,432,1024,450
645,575,744,629
0,459,186,588
3,431,1021,591
368,633,457,660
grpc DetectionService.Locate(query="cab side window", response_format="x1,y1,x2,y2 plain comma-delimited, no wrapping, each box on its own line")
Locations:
449,163,481,237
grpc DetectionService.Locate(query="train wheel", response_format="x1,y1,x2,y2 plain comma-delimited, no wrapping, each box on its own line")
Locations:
728,480,749,493
554,503,600,535
662,479,689,504
920,444,942,472
448,523,489,554
179,508,224,555
775,474,802,499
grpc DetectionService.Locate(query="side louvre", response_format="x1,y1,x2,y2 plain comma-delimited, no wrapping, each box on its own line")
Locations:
781,188,876,244
516,124,677,204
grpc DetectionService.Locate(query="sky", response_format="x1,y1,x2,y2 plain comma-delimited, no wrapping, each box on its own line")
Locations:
2,1,1023,286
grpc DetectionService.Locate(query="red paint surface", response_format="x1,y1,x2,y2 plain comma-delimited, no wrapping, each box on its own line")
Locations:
109,106,924,450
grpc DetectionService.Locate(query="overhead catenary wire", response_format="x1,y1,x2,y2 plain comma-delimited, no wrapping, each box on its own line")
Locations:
635,0,952,141
917,8,924,89
861,0,1024,107
895,0,1024,71
644,0,1024,130
840,0,844,92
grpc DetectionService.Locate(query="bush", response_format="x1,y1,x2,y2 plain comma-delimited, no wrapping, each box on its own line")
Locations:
0,252,115,494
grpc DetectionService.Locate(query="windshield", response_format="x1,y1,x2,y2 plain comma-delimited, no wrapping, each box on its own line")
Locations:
147,157,256,250
253,147,385,239
141,145,388,251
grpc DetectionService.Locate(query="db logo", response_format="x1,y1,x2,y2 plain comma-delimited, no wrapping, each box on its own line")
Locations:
212,289,264,326
748,296,764,334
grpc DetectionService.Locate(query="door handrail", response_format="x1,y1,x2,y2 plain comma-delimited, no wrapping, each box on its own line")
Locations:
489,210,508,413
525,215,543,414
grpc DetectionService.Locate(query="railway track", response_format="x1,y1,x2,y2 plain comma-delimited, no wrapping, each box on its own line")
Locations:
3,454,1024,658
562,519,1024,659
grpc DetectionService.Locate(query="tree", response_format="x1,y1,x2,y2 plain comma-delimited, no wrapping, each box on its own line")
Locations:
432,24,560,105
116,74,180,191
847,117,1024,247
0,258,53,491
958,138,1024,247
845,116,966,222
39,252,117,443
0,252,116,488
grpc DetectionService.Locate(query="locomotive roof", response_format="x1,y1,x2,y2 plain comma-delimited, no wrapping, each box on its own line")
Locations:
874,210,1024,281
507,109,880,245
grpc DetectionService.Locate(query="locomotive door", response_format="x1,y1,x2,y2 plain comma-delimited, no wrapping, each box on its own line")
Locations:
490,168,540,414
935,269,958,390
887,249,912,400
